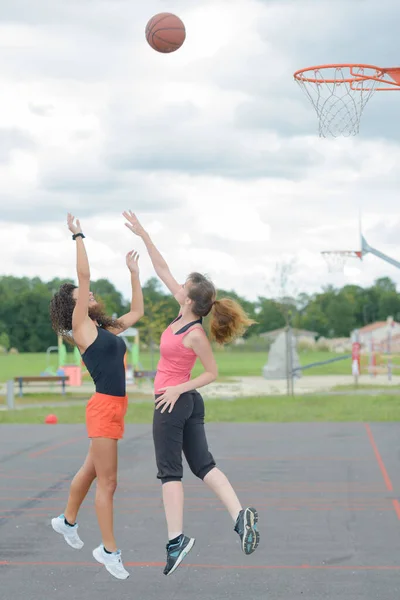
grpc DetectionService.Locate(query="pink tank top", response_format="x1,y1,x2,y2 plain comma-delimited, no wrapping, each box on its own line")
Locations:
154,316,204,394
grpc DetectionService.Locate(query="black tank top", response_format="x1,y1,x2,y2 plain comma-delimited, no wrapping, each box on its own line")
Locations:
82,326,126,397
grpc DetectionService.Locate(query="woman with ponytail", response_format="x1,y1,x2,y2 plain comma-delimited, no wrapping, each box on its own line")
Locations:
123,211,260,576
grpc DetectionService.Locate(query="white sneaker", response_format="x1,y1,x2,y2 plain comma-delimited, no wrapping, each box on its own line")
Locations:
93,545,129,580
51,514,84,550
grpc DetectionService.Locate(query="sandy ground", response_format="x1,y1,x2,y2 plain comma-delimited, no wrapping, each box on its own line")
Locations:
201,374,400,398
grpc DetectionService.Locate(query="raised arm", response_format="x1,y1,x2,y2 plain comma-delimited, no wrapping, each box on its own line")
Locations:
123,211,181,297
67,214,96,349
107,250,144,334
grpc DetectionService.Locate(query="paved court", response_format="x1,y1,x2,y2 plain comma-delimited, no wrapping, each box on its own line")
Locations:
0,422,399,599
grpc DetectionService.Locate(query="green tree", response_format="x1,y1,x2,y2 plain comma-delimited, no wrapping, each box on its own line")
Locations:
0,331,10,350
91,278,126,316
325,296,356,337
1,273,400,351
253,297,286,334
294,298,330,336
135,278,177,351
374,277,397,293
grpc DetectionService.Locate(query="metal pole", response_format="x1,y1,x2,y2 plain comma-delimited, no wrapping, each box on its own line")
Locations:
285,326,294,397
6,380,15,410
362,236,400,270
387,317,393,382
351,329,360,387
369,334,373,378
288,327,294,396
285,327,290,396
150,328,154,371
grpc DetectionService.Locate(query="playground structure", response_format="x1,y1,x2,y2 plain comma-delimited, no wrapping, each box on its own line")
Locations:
43,327,155,386
353,317,400,380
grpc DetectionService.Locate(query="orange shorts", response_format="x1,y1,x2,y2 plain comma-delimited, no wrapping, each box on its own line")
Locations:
86,392,128,440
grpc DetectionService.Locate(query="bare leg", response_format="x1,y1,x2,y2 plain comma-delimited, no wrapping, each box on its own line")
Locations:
91,438,118,552
203,467,242,521
64,443,96,524
162,481,184,540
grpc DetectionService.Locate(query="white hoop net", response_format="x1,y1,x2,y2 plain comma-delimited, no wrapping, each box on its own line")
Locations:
322,251,358,273
295,66,383,137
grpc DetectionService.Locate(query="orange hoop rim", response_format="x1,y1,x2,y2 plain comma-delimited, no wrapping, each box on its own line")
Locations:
321,250,363,260
294,63,400,89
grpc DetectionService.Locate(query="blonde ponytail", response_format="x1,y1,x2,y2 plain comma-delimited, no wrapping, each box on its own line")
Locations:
210,298,255,345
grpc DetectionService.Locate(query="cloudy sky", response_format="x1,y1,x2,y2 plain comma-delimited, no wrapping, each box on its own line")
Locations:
1,0,400,302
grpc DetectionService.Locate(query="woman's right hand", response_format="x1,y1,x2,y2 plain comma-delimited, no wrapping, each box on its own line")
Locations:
123,210,146,237
67,213,82,235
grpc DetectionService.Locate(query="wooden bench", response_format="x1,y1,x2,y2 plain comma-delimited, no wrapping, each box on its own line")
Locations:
14,376,69,397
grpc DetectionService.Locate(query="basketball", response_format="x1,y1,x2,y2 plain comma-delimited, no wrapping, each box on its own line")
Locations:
145,13,186,54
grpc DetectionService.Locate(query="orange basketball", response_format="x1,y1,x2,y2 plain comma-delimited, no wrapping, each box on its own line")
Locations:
145,13,186,54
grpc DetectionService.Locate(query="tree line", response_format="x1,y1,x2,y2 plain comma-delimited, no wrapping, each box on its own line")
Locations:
0,275,399,352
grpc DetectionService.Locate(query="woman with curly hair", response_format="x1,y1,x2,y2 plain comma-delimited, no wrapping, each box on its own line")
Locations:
123,210,260,576
49,214,144,580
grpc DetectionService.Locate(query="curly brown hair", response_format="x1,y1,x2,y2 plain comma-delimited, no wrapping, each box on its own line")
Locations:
186,272,255,345
49,282,122,344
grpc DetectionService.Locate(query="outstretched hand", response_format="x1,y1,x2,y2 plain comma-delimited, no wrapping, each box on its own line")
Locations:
126,250,140,275
123,210,146,237
67,213,82,235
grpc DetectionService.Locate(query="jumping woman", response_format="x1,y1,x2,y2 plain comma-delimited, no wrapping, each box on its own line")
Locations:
123,210,260,576
49,214,144,580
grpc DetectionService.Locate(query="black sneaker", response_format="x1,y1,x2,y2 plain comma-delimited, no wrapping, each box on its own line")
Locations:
163,535,195,576
234,507,260,555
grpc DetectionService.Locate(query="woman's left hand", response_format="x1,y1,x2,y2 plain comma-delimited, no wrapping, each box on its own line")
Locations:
67,213,82,235
126,250,140,275
155,386,181,413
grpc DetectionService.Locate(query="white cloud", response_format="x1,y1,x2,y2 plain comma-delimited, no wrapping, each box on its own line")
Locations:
1,0,400,302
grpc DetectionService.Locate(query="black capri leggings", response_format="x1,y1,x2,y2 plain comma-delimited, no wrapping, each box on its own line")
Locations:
153,390,216,484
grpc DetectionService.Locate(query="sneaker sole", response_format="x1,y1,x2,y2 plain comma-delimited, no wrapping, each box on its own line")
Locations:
165,537,196,576
92,547,129,580
51,518,84,550
242,507,260,555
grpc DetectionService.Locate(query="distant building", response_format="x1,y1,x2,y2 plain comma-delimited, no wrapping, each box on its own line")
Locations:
355,320,400,351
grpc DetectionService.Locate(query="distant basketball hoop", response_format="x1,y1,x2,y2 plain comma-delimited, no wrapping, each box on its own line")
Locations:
322,219,400,278
321,250,362,273
294,63,400,137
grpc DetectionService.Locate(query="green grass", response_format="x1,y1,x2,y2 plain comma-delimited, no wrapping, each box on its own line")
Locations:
0,391,153,406
1,350,399,383
1,394,400,424
332,384,399,391
0,353,59,381
0,350,348,382
0,350,307,381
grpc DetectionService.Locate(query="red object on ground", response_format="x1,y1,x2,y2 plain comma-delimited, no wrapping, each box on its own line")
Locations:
45,414,58,424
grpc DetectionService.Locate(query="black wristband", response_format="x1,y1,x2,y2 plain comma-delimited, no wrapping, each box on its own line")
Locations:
72,233,85,240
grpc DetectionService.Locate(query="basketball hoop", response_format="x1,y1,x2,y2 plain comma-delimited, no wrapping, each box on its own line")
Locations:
294,64,400,137
321,250,362,273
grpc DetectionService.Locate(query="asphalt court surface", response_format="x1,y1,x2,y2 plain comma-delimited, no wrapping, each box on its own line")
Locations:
0,422,399,599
